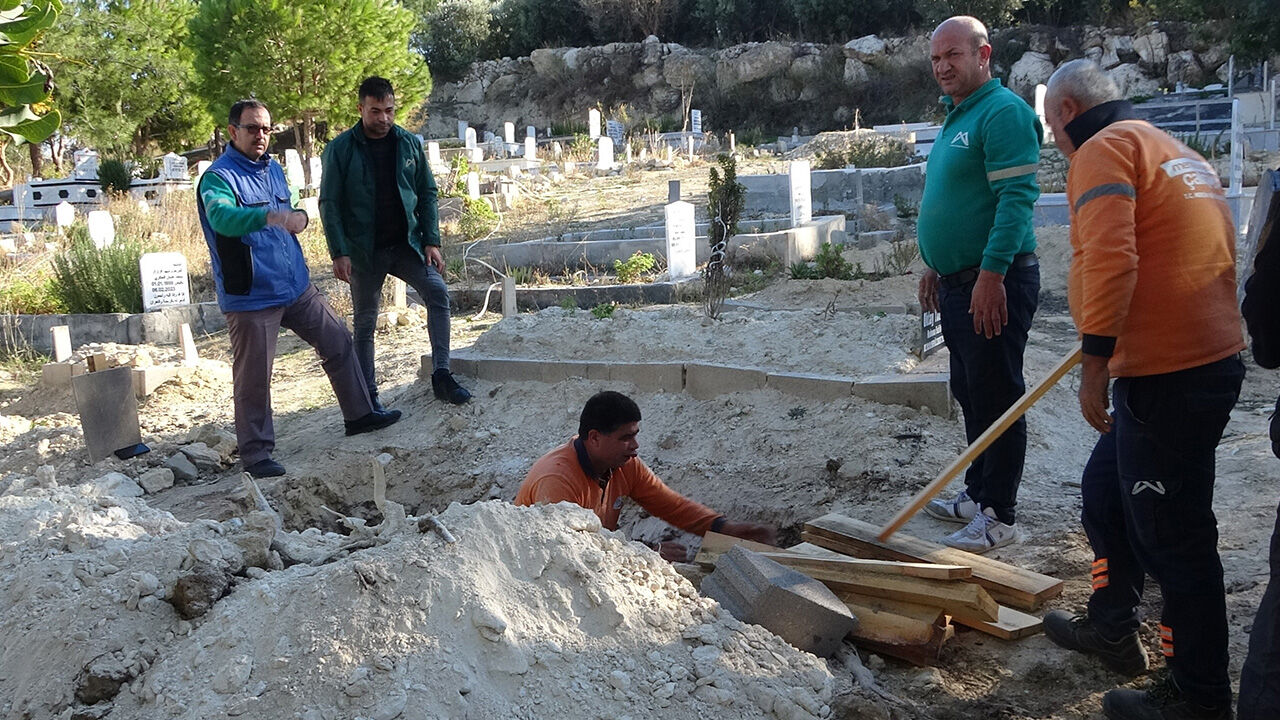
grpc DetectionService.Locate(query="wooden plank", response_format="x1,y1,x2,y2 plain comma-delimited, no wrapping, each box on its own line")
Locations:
953,604,1043,640
692,531,777,568
878,343,1082,540
820,573,998,625
759,551,972,581
802,513,1062,611
841,592,950,666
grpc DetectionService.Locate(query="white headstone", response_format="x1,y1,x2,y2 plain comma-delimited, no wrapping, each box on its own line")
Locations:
527,126,536,141
596,137,614,171
729,132,736,154
691,109,703,134
179,323,198,366
54,201,75,228
624,143,633,165
466,172,480,200
664,201,697,278
789,160,812,227
284,149,305,189
195,160,212,183
139,252,191,311
309,156,322,186
87,210,115,249
504,122,515,145
72,150,99,181
469,146,484,163
524,136,537,163
465,127,477,149
606,120,625,148
588,109,601,139
162,153,188,181
50,325,71,362
1230,98,1243,195
483,131,496,145
458,121,468,141
1034,84,1049,143
427,141,441,166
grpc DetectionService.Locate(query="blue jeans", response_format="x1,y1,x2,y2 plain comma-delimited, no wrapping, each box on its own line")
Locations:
1239,498,1280,719
1080,354,1244,709
938,262,1039,524
349,243,452,399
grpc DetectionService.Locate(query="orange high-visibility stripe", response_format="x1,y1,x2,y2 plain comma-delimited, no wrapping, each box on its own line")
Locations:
1092,577,1110,589
1160,624,1174,656
1092,558,1109,571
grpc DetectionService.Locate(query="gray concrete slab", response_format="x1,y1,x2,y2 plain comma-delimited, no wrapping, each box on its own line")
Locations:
685,363,767,399
72,367,143,461
606,362,685,393
852,372,953,417
701,545,857,657
765,371,854,401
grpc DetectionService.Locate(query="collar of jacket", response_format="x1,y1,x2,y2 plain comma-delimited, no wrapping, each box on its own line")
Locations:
1065,99,1137,150
224,143,273,171
573,437,611,489
352,120,401,145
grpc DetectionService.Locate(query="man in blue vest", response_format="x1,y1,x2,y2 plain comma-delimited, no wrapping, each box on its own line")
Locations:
916,16,1043,553
197,99,401,479
320,76,471,412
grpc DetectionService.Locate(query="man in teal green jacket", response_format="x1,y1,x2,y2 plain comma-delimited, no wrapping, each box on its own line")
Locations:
320,76,471,411
916,16,1042,553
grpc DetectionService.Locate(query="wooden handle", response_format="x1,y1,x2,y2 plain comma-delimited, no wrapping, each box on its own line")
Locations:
878,343,1083,542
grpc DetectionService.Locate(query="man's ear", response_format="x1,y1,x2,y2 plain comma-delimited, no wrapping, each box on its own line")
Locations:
979,44,993,63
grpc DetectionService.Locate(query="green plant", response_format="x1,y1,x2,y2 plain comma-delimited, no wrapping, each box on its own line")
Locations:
446,256,466,283
613,251,656,284
98,158,132,196
789,261,819,280
52,227,149,313
458,197,498,241
874,238,919,277
892,193,918,219
590,302,616,319
812,242,854,280
506,264,536,285
558,295,577,311
566,133,595,161
815,134,917,170
0,273,65,314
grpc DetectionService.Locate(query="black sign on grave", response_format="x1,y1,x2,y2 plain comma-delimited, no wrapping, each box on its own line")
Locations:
919,310,944,359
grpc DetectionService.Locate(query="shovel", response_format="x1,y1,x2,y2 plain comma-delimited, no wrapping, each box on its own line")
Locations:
878,342,1083,542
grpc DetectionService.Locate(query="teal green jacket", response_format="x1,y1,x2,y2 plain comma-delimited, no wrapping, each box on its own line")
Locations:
319,121,440,271
917,78,1042,276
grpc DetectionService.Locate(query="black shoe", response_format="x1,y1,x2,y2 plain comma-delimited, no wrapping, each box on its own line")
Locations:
1044,610,1149,676
244,458,286,478
432,369,472,405
344,408,402,436
1102,674,1233,720
369,393,386,413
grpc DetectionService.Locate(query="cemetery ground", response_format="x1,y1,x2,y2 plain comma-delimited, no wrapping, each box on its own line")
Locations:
1,156,1278,719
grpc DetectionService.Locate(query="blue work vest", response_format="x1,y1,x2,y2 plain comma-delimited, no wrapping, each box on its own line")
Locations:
197,146,310,312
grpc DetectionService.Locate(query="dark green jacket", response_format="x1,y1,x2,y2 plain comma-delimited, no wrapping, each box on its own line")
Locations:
319,121,440,271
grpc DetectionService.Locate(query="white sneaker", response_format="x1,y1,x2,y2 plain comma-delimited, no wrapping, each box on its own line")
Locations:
924,489,978,524
941,507,1020,554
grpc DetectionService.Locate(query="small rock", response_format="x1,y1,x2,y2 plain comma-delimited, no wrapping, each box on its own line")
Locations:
75,654,134,704
169,564,231,619
163,453,198,483
34,464,56,488
211,654,252,695
89,472,144,498
179,442,223,473
608,670,631,691
447,415,468,432
138,468,175,494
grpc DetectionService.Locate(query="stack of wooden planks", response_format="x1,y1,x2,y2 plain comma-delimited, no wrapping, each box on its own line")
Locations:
693,512,1063,666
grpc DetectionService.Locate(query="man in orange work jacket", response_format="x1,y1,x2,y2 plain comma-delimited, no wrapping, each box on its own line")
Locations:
1039,59,1245,720
516,391,776,561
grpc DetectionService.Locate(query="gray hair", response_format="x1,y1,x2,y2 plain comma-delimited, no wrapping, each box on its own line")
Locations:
1047,59,1122,109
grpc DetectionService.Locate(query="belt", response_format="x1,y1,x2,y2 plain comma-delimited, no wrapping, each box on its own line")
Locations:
939,253,1038,289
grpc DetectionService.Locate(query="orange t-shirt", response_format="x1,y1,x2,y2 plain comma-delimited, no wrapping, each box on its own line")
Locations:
515,440,720,534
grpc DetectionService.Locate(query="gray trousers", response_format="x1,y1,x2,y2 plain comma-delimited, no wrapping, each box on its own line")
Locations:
226,284,373,466
349,242,451,399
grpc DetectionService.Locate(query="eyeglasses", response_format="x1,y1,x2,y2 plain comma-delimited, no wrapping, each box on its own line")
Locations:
234,123,271,135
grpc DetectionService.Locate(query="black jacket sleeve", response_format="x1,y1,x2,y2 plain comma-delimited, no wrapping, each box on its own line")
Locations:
1242,171,1280,369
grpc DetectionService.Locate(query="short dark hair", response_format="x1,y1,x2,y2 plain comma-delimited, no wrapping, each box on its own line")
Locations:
579,391,641,437
229,99,268,126
359,76,394,102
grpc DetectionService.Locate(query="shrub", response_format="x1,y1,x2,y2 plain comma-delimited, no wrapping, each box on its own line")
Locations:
411,0,492,82
0,274,66,314
794,242,857,281
590,302,616,319
814,134,916,170
613,251,656,284
52,226,149,314
458,197,498,241
98,158,133,196
707,153,746,249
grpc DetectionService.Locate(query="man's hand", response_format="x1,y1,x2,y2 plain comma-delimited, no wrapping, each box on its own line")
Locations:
332,256,352,284
1079,353,1113,433
267,209,308,234
918,268,940,313
717,521,777,547
425,245,445,273
970,269,1008,338
658,542,690,563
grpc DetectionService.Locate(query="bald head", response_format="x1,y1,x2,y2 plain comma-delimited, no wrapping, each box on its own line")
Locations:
1046,59,1121,111
932,16,988,53
929,16,992,105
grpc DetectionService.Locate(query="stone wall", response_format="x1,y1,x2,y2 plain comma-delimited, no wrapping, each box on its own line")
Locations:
423,24,1273,139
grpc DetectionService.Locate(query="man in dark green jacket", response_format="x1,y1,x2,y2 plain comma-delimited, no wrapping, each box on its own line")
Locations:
320,75,471,410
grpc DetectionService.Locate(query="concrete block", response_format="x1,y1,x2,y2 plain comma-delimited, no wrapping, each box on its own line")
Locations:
607,362,685,393
766,371,854,401
179,442,223,473
41,361,86,388
852,372,953,417
856,230,896,249
445,354,479,378
475,357,554,383
701,546,857,657
138,467,175,494
180,323,198,366
132,366,180,398
684,363,767,400
71,366,143,461
163,452,198,483
50,325,71,362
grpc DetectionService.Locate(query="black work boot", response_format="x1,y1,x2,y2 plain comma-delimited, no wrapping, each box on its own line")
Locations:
1102,674,1233,720
1044,610,1149,676
432,368,472,405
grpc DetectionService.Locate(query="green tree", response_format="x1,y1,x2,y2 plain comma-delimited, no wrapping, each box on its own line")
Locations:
0,0,63,184
47,0,211,159
409,0,492,81
189,0,432,183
